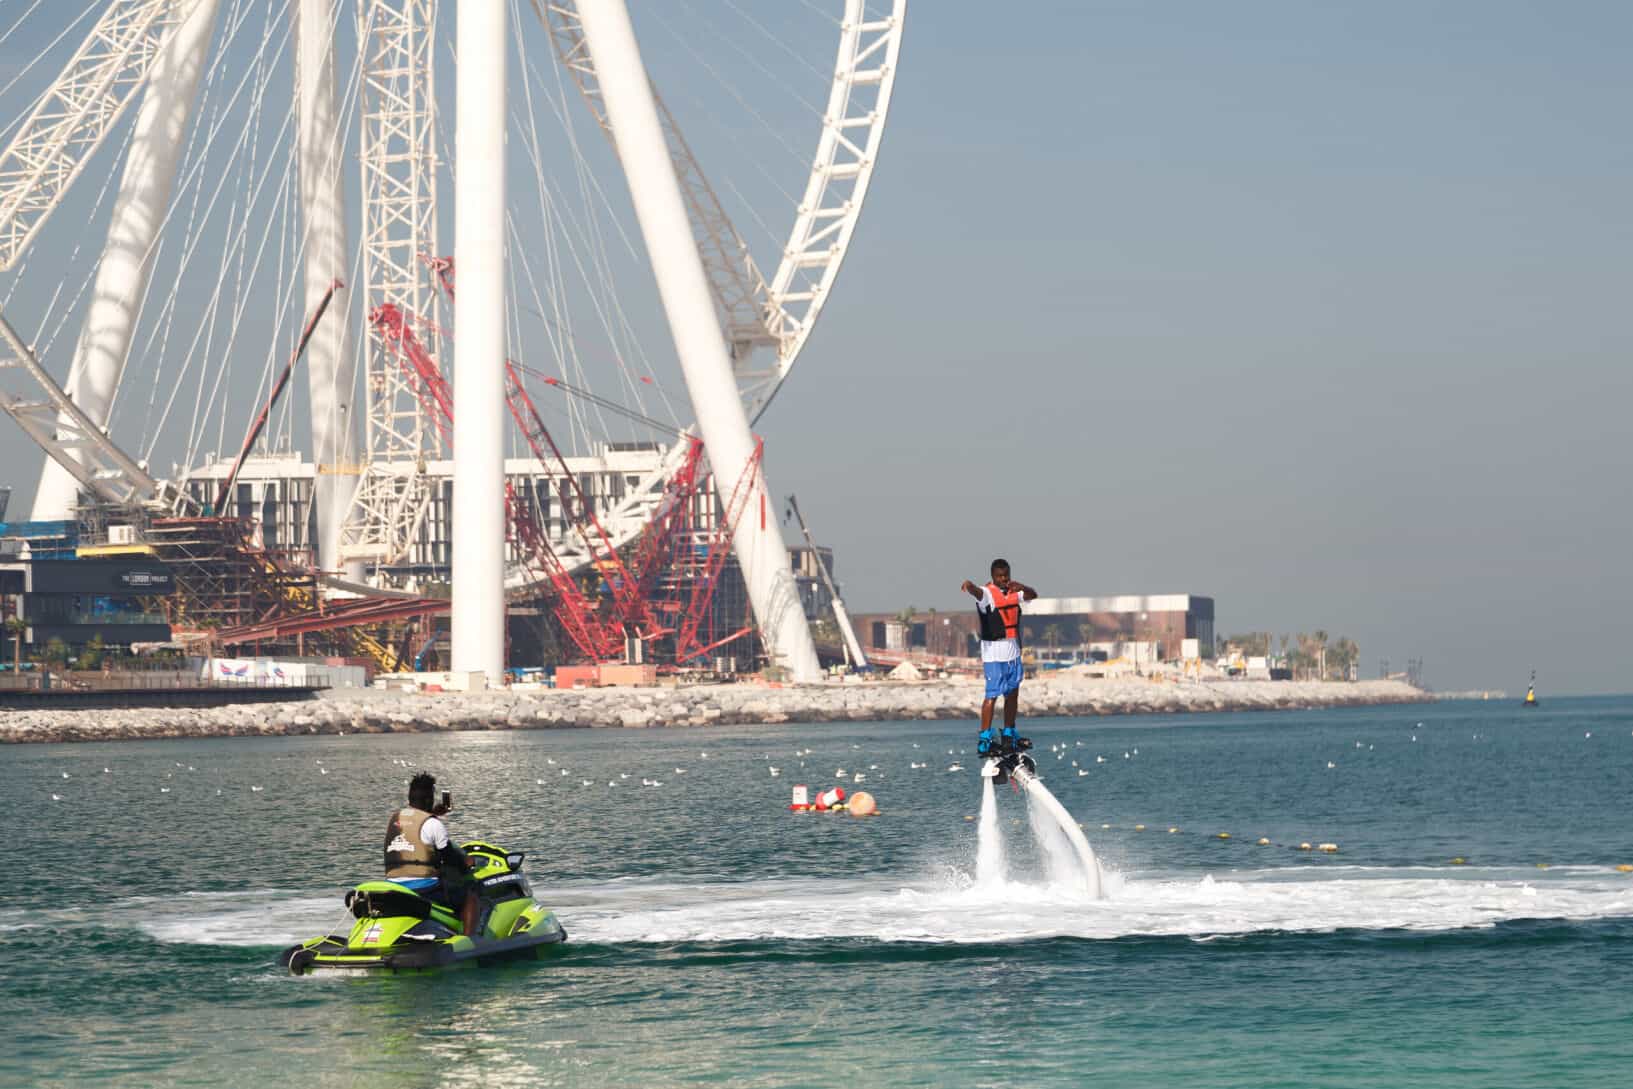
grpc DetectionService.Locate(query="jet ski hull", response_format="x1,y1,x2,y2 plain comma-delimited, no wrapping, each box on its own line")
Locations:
281,916,567,975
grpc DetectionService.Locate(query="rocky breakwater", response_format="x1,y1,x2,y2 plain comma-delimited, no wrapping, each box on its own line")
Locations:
0,676,1427,744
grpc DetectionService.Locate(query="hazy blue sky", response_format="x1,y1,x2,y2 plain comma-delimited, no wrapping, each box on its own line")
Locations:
760,1,1632,695
0,2,1627,694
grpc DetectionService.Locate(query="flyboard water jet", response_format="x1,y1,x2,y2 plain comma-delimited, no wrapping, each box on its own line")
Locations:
981,739,1105,900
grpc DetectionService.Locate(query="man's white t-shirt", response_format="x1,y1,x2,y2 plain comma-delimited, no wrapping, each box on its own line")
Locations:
418,815,450,850
976,585,1021,664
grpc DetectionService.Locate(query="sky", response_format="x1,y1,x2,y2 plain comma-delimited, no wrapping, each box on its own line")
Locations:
0,2,1628,694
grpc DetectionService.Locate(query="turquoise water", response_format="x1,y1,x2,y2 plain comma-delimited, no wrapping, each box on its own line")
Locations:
5,696,1632,1087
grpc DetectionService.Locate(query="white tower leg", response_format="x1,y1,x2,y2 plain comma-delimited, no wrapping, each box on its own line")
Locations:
30,0,222,521
450,1,507,682
294,0,359,576
574,0,821,682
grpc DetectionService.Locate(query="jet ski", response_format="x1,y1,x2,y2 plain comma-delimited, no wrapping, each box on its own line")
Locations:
980,735,1036,786
280,840,567,975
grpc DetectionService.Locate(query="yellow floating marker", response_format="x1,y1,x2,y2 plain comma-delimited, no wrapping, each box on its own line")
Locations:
1168,827,1180,834
964,815,975,822
1297,842,1313,851
1134,824,1146,832
1535,863,1550,870
1216,832,1231,840
1319,843,1338,853
1450,857,1467,865
1615,864,1633,873
1101,823,1112,830
1256,837,1270,846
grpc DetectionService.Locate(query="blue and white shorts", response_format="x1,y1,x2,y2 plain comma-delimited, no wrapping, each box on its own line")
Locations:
983,658,1023,700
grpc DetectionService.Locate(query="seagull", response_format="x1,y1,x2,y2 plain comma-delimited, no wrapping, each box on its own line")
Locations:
674,768,687,774
700,752,709,759
103,768,110,774
61,772,69,779
607,781,618,788
619,773,630,779
836,769,848,778
769,767,781,776
1077,770,1089,777
251,786,264,792
160,787,171,793
869,764,879,770
536,779,545,785
853,773,867,783
1123,752,1131,759
547,758,557,765
560,769,568,776
320,768,329,775
643,778,663,787
1096,756,1105,763
946,764,964,772
1071,760,1079,767
912,743,920,748
581,779,593,786
51,793,62,801
1326,761,1337,769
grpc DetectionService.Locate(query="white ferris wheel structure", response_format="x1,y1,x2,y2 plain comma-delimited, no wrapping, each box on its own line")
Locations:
0,0,906,681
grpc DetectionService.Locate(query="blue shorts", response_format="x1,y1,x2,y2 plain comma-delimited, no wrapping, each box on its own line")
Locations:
983,658,1023,700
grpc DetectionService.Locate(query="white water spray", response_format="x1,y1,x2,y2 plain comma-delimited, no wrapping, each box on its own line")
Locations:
975,774,1006,885
1014,768,1103,899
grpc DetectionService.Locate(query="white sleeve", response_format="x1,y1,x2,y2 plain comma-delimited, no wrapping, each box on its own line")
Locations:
976,586,994,612
419,816,451,850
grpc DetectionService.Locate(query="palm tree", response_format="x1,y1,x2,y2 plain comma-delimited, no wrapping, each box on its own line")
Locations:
1312,630,1329,680
4,615,23,675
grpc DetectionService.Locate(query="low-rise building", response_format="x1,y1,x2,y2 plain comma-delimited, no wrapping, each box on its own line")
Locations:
852,593,1215,664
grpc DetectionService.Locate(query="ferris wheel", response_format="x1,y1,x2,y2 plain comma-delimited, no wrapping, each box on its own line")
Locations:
0,0,905,678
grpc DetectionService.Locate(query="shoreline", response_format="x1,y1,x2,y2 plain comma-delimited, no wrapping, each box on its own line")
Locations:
0,677,1428,745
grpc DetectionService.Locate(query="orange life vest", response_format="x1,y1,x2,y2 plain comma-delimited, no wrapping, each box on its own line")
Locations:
978,583,1022,642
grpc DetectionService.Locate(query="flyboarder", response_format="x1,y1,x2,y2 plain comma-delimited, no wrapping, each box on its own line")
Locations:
961,558,1038,764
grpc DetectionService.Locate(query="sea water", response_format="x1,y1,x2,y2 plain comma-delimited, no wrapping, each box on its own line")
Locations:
5,697,1632,1086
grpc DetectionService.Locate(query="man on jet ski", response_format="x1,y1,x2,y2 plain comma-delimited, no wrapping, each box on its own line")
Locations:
384,772,479,937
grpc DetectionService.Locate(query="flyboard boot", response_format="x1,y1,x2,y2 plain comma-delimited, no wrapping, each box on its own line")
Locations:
979,726,1035,786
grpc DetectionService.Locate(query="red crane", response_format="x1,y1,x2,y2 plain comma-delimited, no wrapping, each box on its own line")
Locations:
365,302,623,663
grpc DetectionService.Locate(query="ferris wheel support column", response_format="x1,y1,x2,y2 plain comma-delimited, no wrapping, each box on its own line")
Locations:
574,0,821,683
294,0,360,577
449,1,507,684
30,0,222,522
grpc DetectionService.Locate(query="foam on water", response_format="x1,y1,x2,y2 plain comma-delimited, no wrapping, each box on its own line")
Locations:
122,867,1633,949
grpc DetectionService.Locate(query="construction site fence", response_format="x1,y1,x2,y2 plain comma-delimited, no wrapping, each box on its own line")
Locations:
0,670,328,693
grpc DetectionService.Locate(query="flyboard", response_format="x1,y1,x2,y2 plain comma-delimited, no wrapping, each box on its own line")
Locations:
982,741,1105,899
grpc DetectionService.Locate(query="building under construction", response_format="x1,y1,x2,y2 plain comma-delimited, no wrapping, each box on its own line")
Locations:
0,443,842,676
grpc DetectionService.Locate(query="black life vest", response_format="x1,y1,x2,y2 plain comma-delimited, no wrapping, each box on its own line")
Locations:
978,583,1022,643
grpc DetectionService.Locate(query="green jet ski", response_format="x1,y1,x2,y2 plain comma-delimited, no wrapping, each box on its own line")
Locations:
280,840,567,975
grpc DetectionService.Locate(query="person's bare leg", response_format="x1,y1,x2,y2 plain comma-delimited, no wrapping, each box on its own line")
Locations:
1003,690,1019,730
980,698,996,731
461,894,480,938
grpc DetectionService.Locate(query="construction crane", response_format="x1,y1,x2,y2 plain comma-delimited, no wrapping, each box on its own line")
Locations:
366,300,632,665
215,279,343,513
784,493,869,671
